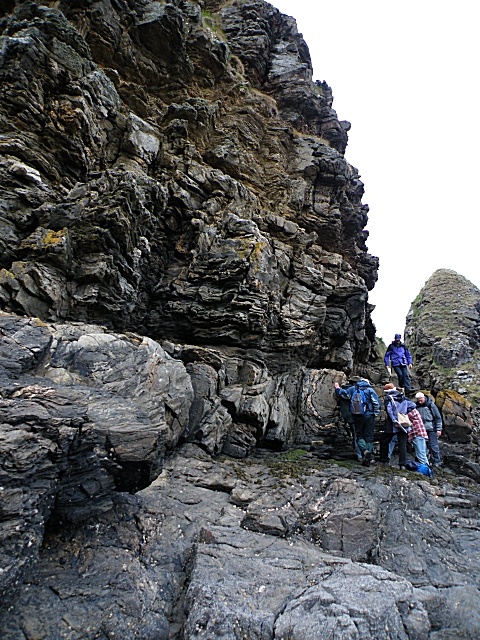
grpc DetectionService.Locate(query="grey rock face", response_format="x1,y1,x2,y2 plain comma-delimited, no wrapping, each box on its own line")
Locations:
0,312,193,602
2,444,480,639
0,311,368,611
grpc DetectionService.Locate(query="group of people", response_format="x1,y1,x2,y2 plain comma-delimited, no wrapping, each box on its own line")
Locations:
334,333,443,469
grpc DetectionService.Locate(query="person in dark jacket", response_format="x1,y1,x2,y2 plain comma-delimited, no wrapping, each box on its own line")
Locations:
384,333,413,391
334,378,381,466
337,378,363,462
380,382,416,469
415,392,443,466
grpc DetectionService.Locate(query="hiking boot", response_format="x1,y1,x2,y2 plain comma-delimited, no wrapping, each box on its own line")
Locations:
362,451,372,467
399,464,406,470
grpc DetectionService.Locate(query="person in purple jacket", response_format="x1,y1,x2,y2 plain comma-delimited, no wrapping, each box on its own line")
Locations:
380,383,416,469
384,333,413,392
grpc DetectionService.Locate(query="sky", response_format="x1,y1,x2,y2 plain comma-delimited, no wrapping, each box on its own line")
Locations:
269,0,480,344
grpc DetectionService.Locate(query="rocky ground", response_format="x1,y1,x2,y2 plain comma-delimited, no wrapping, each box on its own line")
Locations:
1,309,479,638
2,444,480,639
1,1,480,637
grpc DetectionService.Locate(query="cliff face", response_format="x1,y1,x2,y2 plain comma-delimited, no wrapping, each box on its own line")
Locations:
0,0,390,451
0,0,377,366
406,269,480,397
0,0,383,489
405,268,480,472
2,3,480,639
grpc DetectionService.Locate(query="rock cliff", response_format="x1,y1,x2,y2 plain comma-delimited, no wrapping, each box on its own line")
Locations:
0,0,377,364
1,1,480,639
406,269,480,401
405,268,480,480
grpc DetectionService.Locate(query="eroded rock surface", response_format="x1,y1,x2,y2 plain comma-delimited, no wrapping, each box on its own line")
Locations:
406,269,480,478
2,445,480,639
0,0,377,369
1,1,480,638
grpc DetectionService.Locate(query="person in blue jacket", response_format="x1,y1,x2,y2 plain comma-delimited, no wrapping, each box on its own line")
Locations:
337,378,363,462
384,333,413,392
334,378,381,466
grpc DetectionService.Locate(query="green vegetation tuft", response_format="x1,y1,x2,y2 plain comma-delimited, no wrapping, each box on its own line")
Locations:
201,10,226,40
330,459,358,470
281,448,309,462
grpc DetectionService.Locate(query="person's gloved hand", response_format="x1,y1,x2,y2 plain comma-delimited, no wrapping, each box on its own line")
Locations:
386,367,392,376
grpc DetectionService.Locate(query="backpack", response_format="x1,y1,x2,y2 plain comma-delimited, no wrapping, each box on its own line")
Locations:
405,460,434,477
350,386,367,415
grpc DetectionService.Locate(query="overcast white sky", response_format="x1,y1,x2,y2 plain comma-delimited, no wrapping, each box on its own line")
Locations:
270,0,480,344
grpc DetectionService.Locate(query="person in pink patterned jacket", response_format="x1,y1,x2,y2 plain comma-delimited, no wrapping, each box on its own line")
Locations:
407,407,429,465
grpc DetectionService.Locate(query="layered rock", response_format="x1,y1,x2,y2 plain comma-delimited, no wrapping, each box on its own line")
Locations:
405,269,480,476
0,0,385,547
0,310,373,604
0,0,377,370
0,312,194,600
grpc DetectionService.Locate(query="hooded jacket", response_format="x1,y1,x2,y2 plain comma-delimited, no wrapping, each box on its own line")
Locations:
335,379,381,417
416,397,443,432
384,389,416,433
384,341,413,367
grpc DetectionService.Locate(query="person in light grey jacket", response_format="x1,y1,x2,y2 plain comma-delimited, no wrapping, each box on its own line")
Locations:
415,392,443,466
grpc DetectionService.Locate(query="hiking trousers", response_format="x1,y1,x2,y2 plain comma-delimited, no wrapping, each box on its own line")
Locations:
412,436,429,465
427,430,442,465
393,365,411,391
352,413,375,455
379,429,408,465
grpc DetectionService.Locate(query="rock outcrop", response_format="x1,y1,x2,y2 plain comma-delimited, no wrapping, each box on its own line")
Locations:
0,0,377,368
2,442,480,639
406,270,480,400
405,268,480,480
1,1,480,638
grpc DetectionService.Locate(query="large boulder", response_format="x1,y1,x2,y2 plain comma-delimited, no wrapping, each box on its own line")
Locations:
0,311,193,601
405,269,480,470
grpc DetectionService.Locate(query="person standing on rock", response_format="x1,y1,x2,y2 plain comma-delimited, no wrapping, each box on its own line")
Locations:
406,405,430,466
380,383,416,469
337,377,363,462
415,392,443,466
334,378,381,466
384,333,413,392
